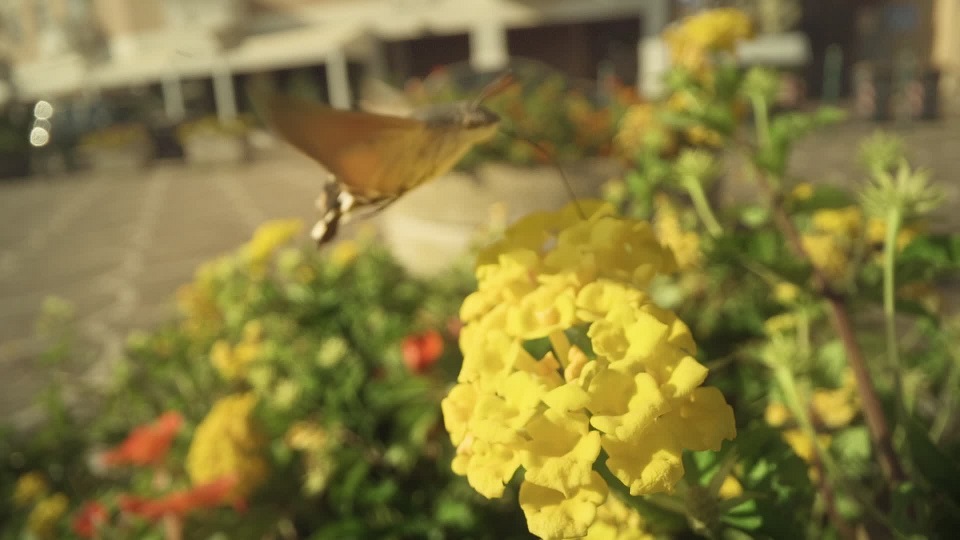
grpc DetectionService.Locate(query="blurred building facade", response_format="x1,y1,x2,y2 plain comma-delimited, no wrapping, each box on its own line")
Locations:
0,0,956,119
0,0,671,118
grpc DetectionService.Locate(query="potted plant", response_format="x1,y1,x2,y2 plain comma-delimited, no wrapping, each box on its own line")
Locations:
76,123,153,172
176,115,253,166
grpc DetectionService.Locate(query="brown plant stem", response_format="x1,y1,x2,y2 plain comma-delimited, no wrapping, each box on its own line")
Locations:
810,452,856,540
763,185,906,487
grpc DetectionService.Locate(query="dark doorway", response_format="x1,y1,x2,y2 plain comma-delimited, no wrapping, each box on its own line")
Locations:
507,17,639,84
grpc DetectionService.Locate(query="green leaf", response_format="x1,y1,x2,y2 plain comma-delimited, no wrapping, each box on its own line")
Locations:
904,414,960,505
739,205,771,228
730,423,814,540
831,427,872,477
435,499,476,529
899,234,960,268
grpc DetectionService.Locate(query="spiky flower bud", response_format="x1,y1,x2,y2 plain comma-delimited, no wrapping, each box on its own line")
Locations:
741,67,781,103
858,131,906,175
861,159,942,221
675,148,719,187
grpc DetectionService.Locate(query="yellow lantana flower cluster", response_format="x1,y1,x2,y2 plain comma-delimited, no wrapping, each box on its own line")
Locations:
664,8,754,72
12,471,48,508
765,372,859,479
442,201,736,539
243,218,304,274
654,194,702,271
186,393,269,500
615,103,675,157
26,493,68,540
210,320,264,381
801,205,920,280
286,421,339,495
13,473,69,539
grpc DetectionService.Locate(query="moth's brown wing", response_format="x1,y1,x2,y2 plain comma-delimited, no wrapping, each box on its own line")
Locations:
264,94,427,200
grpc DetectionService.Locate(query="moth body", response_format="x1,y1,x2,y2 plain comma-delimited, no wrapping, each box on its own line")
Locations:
262,75,508,245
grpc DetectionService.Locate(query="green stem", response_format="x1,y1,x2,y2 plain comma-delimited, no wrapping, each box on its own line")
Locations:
750,94,770,149
882,208,906,410
683,178,724,237
772,365,816,452
749,158,906,485
772,365,856,539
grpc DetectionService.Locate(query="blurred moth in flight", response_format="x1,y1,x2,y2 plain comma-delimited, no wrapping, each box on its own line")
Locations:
262,73,513,245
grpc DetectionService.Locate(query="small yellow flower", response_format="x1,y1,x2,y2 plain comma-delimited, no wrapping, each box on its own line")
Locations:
782,429,831,464
686,124,724,147
772,282,800,304
26,493,68,539
664,8,754,72
763,313,798,335
791,183,814,201
286,422,331,451
186,393,269,500
764,402,791,427
810,372,859,429
316,337,349,367
616,103,675,156
866,217,921,252
13,472,48,508
812,206,863,238
286,421,338,495
584,493,655,540
519,473,609,539
210,320,264,381
244,219,304,270
330,240,359,266
654,195,702,271
765,372,858,479
801,233,849,280
520,409,602,495
718,475,744,500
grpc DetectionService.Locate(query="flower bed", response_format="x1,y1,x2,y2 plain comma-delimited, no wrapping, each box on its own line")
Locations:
177,116,253,166
76,124,153,172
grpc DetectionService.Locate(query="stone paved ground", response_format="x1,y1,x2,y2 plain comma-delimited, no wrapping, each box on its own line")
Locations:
1,117,958,428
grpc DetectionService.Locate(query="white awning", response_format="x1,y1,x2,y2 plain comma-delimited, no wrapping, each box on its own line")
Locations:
225,22,365,73
12,54,89,100
16,22,366,97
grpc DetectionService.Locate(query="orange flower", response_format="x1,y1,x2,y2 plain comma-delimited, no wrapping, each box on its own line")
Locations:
118,476,243,522
72,501,108,538
402,330,444,374
101,411,183,467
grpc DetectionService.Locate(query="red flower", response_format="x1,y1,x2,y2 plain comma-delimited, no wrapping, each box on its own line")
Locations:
72,501,109,538
101,411,183,467
402,330,444,374
119,476,242,522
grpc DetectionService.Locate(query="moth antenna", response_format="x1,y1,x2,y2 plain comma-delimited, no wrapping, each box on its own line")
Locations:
498,128,587,220
472,71,516,108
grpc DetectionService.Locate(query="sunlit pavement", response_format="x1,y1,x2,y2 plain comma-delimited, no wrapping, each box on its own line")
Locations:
0,147,323,427
1,117,958,427
721,118,960,229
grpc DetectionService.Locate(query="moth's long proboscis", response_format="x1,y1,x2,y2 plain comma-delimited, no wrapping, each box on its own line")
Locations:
472,71,516,109
499,128,587,220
